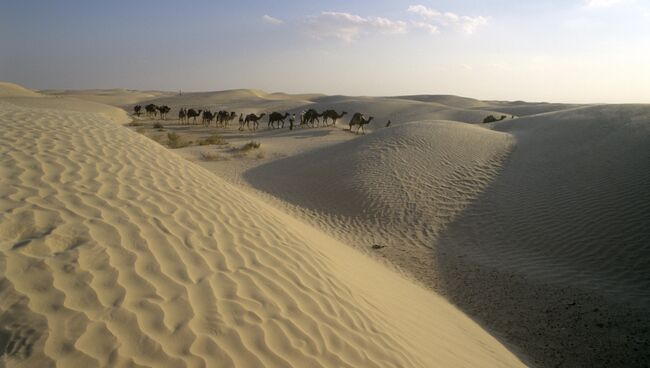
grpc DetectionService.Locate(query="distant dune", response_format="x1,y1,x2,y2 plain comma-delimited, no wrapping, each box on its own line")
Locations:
0,83,524,367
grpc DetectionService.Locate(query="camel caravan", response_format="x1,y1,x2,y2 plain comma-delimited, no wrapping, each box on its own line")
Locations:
133,104,374,134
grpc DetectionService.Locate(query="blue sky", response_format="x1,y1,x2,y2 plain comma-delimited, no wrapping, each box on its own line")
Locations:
1,0,649,102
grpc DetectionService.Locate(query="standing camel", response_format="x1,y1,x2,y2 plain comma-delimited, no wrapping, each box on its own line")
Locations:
186,109,202,125
157,105,171,120
225,112,237,127
202,110,215,126
145,104,158,118
244,113,266,131
268,112,289,129
348,113,374,134
323,110,347,126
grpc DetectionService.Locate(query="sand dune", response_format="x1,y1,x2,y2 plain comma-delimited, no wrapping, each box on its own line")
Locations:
65,88,517,128
245,121,513,258
41,89,175,107
432,104,650,367
0,88,524,367
390,94,494,109
0,82,43,98
239,101,650,367
441,104,650,301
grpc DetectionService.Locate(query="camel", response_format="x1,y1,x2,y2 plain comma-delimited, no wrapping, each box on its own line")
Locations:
244,113,266,131
157,105,171,120
226,112,237,127
186,109,202,124
202,110,215,126
216,111,227,127
178,108,187,124
323,110,347,126
303,109,324,127
145,104,158,118
268,112,289,129
133,105,142,116
348,113,374,134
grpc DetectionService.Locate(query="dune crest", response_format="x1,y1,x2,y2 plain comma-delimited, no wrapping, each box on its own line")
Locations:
0,96,523,367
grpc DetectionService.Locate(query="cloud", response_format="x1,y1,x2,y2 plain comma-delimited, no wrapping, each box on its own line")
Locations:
262,14,284,25
407,4,441,18
306,12,408,42
411,21,439,34
583,0,625,7
407,4,488,34
304,6,488,42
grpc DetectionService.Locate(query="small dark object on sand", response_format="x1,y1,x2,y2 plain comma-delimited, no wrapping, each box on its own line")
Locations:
385,120,392,128
371,244,385,250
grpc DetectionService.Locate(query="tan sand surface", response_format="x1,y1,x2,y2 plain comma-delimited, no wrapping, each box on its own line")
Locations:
0,85,524,367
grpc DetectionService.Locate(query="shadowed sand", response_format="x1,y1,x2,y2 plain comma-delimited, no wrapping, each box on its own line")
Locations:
0,83,524,367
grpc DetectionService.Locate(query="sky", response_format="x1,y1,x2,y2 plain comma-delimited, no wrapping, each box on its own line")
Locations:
1,0,650,103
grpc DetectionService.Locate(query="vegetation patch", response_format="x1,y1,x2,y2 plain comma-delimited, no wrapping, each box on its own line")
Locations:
167,132,190,149
198,134,227,146
200,151,229,161
238,141,261,152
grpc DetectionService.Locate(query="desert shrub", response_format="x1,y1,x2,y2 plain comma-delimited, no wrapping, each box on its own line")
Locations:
200,151,228,161
482,115,498,123
198,134,226,146
500,115,507,121
153,123,164,129
167,132,189,148
127,121,144,127
240,141,261,152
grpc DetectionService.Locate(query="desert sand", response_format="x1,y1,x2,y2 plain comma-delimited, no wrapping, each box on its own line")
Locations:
2,82,648,367
0,82,526,367
113,87,649,367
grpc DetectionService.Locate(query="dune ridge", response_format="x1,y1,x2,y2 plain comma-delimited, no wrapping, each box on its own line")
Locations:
0,93,524,367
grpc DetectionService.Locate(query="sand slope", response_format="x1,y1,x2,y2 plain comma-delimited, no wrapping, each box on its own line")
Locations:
0,82,42,98
431,104,650,367
245,121,514,286
41,89,175,107
240,103,650,367
442,104,650,302
0,91,523,367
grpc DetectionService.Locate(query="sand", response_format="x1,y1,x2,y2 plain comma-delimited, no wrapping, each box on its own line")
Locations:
0,83,525,367
8,84,650,367
109,88,648,367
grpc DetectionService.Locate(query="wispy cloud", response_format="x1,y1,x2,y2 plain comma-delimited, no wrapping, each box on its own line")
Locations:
304,6,488,41
407,5,488,34
306,12,407,42
262,14,284,25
